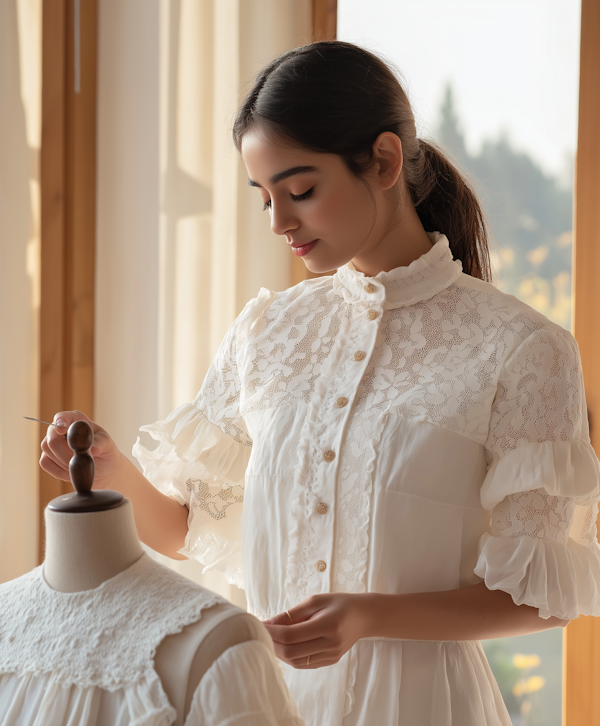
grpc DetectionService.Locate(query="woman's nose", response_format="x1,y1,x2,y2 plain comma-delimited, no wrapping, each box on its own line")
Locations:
270,201,299,237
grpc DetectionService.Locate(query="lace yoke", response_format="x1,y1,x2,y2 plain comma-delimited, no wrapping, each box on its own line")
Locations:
0,553,224,690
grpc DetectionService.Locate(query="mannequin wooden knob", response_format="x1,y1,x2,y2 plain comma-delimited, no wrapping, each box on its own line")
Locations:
47,420,124,513
67,421,95,494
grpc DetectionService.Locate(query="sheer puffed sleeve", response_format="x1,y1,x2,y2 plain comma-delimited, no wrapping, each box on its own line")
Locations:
133,289,275,589
184,641,306,726
474,325,600,619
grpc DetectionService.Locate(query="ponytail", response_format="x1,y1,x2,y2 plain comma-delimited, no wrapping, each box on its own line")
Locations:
234,41,492,281
408,140,491,280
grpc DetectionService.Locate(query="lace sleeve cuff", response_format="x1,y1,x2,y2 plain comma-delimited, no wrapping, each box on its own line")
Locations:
480,439,600,511
133,403,251,587
475,531,600,620
133,403,251,501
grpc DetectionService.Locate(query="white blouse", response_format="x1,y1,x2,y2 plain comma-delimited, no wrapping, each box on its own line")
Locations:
134,233,600,726
0,554,305,726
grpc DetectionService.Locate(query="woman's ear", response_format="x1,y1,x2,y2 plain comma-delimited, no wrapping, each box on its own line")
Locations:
371,132,403,191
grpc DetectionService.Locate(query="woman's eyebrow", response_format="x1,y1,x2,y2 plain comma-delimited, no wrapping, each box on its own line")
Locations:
248,165,319,188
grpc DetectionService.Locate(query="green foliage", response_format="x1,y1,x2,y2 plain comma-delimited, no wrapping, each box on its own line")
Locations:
433,85,573,329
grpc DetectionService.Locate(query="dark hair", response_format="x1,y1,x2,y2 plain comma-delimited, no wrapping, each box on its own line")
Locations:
233,41,491,281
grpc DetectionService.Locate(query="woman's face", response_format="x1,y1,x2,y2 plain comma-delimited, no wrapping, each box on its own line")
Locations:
241,128,381,274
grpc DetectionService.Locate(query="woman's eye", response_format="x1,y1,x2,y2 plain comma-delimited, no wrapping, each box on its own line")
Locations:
261,187,313,212
291,188,314,202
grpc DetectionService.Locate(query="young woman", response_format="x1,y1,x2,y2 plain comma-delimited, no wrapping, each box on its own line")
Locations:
42,42,600,726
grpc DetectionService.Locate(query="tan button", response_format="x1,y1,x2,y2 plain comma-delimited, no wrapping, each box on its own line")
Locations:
336,397,348,408
317,503,329,515
354,351,366,361
367,310,378,320
364,283,375,294
323,450,336,462
316,560,327,572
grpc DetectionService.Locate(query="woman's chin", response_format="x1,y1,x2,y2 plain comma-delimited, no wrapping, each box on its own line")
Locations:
301,253,342,275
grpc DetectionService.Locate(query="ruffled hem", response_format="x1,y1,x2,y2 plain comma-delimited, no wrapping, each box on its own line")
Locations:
135,408,247,587
474,532,600,620
133,404,251,502
480,439,600,511
0,670,176,726
182,526,244,589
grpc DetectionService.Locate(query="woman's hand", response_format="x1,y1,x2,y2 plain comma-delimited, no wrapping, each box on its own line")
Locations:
40,410,127,489
262,593,371,669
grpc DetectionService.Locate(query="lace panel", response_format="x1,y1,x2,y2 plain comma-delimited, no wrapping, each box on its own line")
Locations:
185,476,244,521
243,280,346,414
490,489,575,544
0,555,223,690
485,327,586,461
196,315,251,448
238,275,587,596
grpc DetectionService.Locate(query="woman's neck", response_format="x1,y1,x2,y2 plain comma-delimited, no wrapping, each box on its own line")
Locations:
351,188,434,277
43,499,144,592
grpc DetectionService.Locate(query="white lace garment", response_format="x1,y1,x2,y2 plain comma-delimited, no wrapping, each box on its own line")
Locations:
134,233,600,726
0,553,305,726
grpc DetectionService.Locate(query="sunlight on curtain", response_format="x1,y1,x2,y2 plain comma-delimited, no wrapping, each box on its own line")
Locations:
95,0,310,604
0,0,42,584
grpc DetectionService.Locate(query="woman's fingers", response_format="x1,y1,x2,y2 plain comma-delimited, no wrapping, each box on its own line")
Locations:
39,450,70,482
287,652,340,669
40,436,70,473
270,635,329,661
44,429,73,468
263,596,329,643
263,619,325,646
264,593,365,670
40,410,93,471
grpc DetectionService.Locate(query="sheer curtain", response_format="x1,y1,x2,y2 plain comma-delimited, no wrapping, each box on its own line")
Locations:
0,0,42,584
95,0,311,603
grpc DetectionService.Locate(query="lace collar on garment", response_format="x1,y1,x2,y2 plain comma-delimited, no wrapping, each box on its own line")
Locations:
0,553,224,691
333,231,463,309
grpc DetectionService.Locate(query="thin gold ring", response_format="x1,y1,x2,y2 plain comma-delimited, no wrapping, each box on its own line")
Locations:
306,654,311,665
285,610,293,624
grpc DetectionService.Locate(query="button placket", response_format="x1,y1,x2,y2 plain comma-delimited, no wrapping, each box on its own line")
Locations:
305,291,382,594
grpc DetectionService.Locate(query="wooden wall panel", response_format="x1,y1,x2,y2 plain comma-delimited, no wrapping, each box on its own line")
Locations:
39,0,97,559
565,0,600,723
312,0,337,42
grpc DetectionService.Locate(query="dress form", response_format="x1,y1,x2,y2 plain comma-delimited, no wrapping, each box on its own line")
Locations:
44,421,269,725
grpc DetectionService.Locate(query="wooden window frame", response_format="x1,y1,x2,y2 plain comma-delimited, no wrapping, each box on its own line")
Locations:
565,0,600,723
39,0,97,560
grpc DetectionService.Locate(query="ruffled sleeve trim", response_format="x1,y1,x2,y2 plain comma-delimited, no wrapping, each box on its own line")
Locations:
480,439,600,511
133,403,252,505
475,532,600,620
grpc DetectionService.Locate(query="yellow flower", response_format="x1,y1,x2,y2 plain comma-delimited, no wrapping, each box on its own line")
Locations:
513,675,546,697
525,676,546,693
513,654,541,670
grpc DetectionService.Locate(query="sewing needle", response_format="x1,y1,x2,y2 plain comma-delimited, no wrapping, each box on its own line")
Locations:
23,417,67,428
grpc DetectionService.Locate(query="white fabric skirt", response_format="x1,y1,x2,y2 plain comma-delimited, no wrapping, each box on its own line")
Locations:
284,639,512,726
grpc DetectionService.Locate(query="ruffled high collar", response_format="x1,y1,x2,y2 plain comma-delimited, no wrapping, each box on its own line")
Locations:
333,232,462,309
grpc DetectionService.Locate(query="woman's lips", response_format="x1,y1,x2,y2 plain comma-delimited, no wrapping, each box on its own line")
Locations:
291,240,318,257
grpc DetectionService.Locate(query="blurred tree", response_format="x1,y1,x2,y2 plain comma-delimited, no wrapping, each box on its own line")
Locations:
434,84,573,329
